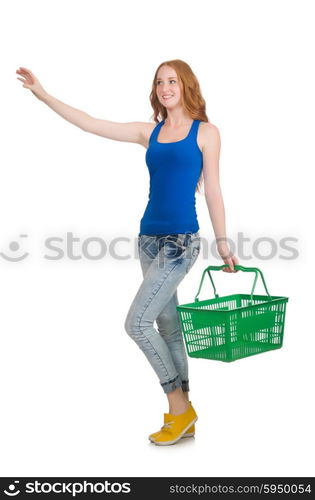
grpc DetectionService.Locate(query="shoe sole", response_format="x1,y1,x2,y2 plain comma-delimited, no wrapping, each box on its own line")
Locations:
153,417,198,446
149,432,195,442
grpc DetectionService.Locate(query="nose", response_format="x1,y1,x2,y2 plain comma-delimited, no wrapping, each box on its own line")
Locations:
160,85,171,93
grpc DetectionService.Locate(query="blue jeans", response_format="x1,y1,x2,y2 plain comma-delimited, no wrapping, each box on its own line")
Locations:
124,231,201,394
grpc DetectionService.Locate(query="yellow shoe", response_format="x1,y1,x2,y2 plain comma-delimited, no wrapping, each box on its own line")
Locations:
153,402,198,446
148,413,195,442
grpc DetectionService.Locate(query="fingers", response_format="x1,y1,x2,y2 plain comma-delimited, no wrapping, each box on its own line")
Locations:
222,266,232,273
16,75,29,85
17,67,34,79
19,66,33,73
222,261,237,273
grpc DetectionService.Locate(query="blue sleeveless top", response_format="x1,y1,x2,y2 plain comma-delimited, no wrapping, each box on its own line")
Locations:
139,119,203,235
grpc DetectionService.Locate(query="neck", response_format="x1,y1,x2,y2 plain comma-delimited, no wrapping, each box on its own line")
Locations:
164,109,193,128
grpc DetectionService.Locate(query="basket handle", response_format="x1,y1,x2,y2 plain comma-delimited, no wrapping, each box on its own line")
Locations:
194,264,272,304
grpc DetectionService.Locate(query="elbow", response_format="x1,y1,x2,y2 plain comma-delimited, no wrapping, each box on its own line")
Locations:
81,116,94,134
204,185,222,200
81,122,91,134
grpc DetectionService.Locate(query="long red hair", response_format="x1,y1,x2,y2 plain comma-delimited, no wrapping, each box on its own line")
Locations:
149,59,210,195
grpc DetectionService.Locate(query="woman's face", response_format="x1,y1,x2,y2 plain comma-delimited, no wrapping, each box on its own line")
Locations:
155,65,182,109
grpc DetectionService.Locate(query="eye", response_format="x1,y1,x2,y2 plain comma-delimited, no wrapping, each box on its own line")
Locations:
156,80,177,85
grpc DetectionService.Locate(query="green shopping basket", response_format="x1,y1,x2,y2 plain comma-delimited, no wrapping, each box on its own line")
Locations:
176,264,289,362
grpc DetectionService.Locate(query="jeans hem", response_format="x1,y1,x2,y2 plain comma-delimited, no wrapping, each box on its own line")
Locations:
160,376,190,394
160,375,182,394
182,380,190,392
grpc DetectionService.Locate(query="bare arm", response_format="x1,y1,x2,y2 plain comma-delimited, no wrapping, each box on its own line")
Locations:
202,124,226,243
83,117,148,144
41,94,146,144
16,66,148,144
40,93,93,131
202,123,239,272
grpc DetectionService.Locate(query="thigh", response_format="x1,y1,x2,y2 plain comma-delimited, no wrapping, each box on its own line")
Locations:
130,235,190,325
138,234,178,329
138,234,158,277
136,231,201,307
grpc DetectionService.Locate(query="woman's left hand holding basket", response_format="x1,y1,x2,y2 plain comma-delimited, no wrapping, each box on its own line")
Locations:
217,241,239,273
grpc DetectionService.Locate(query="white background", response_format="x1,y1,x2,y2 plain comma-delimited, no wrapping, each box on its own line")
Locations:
0,0,314,478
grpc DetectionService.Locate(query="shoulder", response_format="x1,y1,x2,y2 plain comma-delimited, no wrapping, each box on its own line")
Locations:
198,121,221,152
199,121,220,139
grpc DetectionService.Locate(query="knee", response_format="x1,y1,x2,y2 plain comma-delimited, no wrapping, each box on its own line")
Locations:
156,311,172,327
124,310,140,339
124,311,153,340
156,312,177,336
124,313,134,336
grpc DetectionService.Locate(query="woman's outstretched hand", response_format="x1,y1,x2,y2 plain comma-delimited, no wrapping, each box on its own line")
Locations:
16,67,47,100
216,241,239,273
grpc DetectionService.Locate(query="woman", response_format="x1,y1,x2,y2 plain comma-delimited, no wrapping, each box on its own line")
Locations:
16,59,239,446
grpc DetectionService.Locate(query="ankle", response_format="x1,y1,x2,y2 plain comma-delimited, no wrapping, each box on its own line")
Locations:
183,391,190,402
169,400,190,416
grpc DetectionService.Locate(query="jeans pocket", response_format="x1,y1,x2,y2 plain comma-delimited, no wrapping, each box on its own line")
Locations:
139,234,157,259
163,238,186,258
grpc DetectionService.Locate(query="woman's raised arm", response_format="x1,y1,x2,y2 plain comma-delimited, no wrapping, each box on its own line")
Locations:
16,66,149,145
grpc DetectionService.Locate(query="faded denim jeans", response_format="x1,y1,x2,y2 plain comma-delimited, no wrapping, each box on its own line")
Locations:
124,231,201,394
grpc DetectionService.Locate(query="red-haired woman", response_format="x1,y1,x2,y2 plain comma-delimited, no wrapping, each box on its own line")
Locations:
16,59,239,446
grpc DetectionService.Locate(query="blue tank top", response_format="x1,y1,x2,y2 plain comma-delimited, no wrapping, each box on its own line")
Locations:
139,119,203,235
